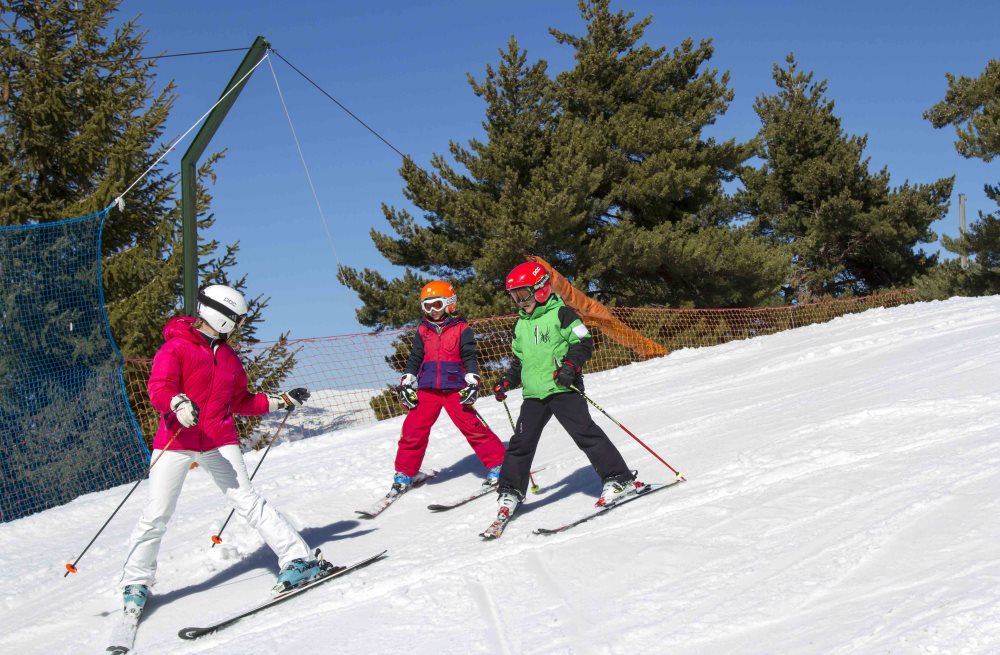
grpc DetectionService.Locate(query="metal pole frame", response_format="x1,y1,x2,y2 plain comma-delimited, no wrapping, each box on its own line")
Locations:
181,36,270,315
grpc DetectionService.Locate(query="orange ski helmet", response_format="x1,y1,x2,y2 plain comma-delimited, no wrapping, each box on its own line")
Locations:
419,280,457,315
505,262,552,304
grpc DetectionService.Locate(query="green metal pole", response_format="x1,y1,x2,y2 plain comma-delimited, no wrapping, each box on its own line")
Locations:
181,35,270,315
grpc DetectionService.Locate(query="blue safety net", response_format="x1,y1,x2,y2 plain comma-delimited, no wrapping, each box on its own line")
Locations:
0,209,149,523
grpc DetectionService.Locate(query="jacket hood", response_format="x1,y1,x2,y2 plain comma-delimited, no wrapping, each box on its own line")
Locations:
162,315,206,345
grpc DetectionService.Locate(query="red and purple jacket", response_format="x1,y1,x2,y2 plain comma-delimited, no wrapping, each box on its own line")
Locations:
403,316,479,391
148,316,269,451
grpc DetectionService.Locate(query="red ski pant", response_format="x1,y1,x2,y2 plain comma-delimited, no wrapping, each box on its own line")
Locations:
394,388,506,476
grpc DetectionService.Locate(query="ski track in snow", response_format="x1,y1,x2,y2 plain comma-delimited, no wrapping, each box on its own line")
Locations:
1,296,999,654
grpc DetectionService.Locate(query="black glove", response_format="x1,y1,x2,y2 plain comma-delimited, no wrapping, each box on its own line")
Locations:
493,379,512,402
268,388,310,412
458,373,480,406
553,360,581,387
397,374,418,409
170,393,199,427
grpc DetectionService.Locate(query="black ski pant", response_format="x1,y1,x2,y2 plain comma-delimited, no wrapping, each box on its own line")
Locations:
498,391,629,499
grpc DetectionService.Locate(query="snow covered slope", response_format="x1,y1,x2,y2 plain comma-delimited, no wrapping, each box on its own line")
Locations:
1,296,998,654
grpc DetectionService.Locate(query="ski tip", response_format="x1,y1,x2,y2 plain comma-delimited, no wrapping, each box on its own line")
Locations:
427,504,449,512
178,626,207,640
354,511,375,519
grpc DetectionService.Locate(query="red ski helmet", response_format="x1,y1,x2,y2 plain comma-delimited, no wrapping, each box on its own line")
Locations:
505,262,552,304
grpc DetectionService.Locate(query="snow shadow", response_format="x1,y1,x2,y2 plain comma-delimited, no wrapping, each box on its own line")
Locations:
515,464,598,516
431,454,603,515
433,451,497,483
142,519,372,615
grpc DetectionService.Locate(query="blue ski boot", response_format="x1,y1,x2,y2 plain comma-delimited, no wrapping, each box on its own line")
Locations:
272,549,331,594
483,465,501,487
122,584,148,620
388,471,412,497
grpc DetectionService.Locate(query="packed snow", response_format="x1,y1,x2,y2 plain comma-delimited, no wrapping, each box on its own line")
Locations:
1,296,998,655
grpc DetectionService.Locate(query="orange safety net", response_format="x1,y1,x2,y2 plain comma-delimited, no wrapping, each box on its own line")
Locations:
122,289,917,448
526,255,666,358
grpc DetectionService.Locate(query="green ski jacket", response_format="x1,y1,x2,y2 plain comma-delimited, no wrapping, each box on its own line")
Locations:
507,294,593,400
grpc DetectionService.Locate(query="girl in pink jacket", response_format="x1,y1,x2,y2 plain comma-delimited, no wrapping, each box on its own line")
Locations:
116,286,325,631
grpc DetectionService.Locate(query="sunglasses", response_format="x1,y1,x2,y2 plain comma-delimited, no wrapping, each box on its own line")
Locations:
421,297,448,312
508,287,535,304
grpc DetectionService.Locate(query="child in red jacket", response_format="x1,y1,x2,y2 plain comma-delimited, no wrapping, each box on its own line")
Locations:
389,280,505,496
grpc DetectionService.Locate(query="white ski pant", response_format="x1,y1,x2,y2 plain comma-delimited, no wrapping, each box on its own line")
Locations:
120,445,311,587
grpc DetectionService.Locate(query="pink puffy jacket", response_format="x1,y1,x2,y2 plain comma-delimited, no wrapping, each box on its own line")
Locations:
148,316,269,451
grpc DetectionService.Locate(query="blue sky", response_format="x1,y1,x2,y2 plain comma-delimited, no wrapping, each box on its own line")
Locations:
118,0,999,341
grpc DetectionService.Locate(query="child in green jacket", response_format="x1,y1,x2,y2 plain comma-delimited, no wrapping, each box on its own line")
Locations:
490,262,641,523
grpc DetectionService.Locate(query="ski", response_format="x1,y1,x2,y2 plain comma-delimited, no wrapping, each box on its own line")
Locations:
428,467,546,512
533,479,685,535
105,615,138,654
479,510,515,540
427,482,496,512
105,590,144,653
178,550,387,640
355,470,437,519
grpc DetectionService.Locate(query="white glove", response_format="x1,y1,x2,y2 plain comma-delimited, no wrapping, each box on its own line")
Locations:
400,373,417,389
459,373,480,406
267,388,310,412
170,393,199,427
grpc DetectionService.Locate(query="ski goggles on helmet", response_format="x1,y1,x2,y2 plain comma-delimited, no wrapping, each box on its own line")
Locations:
507,286,535,304
421,297,449,313
197,291,248,330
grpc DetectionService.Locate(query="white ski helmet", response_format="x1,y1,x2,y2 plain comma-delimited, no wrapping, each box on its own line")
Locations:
196,284,248,334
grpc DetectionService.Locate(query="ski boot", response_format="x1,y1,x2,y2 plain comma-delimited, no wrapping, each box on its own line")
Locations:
122,584,148,621
272,549,333,594
595,470,642,507
496,488,521,520
482,465,501,487
387,471,412,498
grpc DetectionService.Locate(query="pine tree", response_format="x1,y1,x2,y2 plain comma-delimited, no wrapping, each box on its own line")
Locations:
924,59,1000,162
918,59,1000,298
340,0,787,327
551,0,786,307
0,1,277,357
740,54,953,301
338,35,560,327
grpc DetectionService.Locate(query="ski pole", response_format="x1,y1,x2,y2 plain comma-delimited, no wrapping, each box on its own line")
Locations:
500,399,540,493
211,408,293,547
570,385,685,481
64,427,183,576
472,405,539,494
